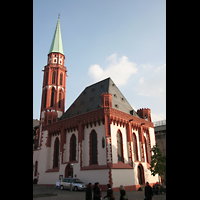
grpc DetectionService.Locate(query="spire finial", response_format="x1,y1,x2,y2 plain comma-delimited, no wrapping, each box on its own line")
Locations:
58,13,60,19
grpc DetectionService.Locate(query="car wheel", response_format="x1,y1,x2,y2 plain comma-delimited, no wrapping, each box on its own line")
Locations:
74,186,78,191
60,185,64,190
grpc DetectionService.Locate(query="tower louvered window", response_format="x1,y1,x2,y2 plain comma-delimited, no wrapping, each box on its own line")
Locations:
52,71,56,84
51,87,55,107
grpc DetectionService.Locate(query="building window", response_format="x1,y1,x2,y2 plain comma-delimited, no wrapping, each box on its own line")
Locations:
90,130,97,164
117,131,123,162
133,132,138,161
52,71,56,84
46,72,48,85
70,134,76,161
58,91,61,108
51,87,55,107
44,90,47,108
60,73,63,85
53,138,59,168
144,137,149,163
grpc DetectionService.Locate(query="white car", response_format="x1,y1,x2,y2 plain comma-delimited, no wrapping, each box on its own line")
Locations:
59,178,86,191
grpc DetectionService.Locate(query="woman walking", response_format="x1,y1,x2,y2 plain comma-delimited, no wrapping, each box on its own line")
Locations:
103,184,113,200
119,185,128,200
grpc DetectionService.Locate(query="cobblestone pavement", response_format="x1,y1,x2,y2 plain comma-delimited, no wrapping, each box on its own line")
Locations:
33,185,166,200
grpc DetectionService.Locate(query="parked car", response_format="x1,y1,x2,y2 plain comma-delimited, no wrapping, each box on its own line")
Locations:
55,180,60,188
59,178,86,191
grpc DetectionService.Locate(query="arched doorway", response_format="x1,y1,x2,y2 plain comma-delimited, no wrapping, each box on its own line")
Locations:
65,164,73,178
138,164,145,185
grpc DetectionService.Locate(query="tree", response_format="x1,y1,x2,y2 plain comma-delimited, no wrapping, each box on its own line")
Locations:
148,144,166,184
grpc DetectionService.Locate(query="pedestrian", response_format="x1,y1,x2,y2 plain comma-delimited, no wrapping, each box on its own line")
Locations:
86,183,92,200
103,184,113,200
93,182,101,200
144,182,153,200
119,185,128,200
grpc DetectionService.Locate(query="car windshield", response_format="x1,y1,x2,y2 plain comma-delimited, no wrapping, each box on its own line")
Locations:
73,179,83,183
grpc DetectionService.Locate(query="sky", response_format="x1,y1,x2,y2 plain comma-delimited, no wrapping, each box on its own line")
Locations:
33,0,166,122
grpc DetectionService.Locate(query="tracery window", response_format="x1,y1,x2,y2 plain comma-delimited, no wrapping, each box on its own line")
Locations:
53,138,59,168
50,87,55,107
117,131,123,162
52,71,56,84
90,130,97,164
70,134,76,161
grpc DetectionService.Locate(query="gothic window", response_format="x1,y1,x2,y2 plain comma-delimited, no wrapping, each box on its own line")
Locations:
58,91,61,108
52,71,56,84
70,134,76,161
133,132,138,161
51,87,55,107
53,138,59,168
144,137,149,163
46,72,48,85
117,131,123,162
90,130,97,165
44,89,47,108
34,161,38,176
60,73,63,85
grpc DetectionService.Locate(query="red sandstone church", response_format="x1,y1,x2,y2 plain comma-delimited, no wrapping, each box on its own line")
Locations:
33,17,159,191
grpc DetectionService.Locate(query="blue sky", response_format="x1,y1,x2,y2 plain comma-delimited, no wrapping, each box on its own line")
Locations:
33,0,166,122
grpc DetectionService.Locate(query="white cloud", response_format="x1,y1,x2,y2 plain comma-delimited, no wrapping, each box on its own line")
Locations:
151,112,166,122
134,64,166,102
88,54,138,86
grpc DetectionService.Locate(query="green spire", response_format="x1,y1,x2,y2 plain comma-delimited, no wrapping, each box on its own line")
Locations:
49,19,64,55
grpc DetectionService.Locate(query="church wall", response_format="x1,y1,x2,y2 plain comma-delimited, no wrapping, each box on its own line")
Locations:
131,127,141,161
83,123,107,167
75,169,109,187
65,129,78,162
33,150,40,179
110,122,129,164
149,127,156,147
112,168,135,188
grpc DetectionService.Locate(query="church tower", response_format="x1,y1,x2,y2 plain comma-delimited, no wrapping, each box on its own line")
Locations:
40,17,67,126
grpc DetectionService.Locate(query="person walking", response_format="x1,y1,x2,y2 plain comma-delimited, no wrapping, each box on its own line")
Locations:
145,182,153,200
93,182,101,200
103,184,113,200
86,183,92,200
119,185,128,200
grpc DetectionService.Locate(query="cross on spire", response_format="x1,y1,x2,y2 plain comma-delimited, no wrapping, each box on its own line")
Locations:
58,13,60,19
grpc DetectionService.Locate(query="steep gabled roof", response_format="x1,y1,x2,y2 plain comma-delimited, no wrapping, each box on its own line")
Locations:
49,19,64,55
59,77,139,120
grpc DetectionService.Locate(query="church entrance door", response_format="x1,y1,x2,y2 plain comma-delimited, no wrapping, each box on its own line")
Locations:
138,164,145,185
65,164,73,178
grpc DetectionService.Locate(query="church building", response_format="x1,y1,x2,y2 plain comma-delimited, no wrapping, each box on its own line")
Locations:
33,17,159,191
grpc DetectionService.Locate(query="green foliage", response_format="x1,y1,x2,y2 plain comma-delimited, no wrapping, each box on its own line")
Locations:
149,144,166,176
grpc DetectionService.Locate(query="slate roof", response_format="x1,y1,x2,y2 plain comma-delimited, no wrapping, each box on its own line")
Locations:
59,77,139,121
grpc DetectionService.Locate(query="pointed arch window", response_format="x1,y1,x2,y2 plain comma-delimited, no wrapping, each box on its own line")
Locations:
58,90,62,108
44,89,47,108
90,130,97,165
144,137,149,163
60,73,63,85
53,138,59,168
51,87,55,107
52,71,56,84
133,132,138,161
46,72,48,85
117,131,123,162
70,134,76,161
